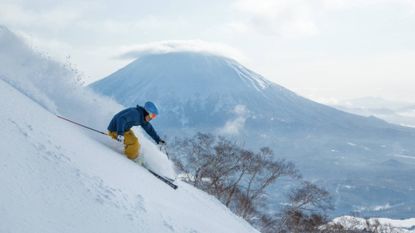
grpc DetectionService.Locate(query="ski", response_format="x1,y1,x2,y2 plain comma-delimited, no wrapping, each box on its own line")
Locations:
146,168,178,190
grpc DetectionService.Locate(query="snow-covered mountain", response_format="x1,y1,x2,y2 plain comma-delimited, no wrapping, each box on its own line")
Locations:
90,51,415,218
0,26,258,233
89,52,380,132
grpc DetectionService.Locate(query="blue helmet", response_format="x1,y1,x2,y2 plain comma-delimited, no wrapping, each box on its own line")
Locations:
144,101,159,115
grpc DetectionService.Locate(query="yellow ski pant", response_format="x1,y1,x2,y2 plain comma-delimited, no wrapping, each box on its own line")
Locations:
108,130,141,160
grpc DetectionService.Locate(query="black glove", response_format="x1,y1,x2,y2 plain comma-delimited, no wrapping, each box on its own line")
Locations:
158,139,166,145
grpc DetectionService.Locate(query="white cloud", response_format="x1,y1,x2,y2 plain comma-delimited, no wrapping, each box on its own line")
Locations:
231,0,415,38
232,0,319,38
0,2,87,29
321,0,415,10
117,40,248,62
219,105,249,135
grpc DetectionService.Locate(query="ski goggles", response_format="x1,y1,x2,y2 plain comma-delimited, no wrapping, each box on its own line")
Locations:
148,113,157,119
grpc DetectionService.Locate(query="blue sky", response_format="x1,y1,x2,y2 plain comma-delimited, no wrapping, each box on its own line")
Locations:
1,0,415,103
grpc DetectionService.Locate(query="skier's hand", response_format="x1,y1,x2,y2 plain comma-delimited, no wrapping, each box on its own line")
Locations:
116,135,124,142
108,132,117,140
158,139,166,145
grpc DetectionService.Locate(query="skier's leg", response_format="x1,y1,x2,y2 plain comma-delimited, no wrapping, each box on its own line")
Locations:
124,130,140,160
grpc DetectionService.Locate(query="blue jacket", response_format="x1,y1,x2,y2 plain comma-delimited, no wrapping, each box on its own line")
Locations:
107,106,161,143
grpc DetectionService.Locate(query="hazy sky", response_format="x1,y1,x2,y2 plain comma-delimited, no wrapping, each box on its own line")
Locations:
1,0,415,103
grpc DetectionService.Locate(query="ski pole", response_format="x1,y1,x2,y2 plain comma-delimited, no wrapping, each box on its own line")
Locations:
56,115,108,135
159,144,170,159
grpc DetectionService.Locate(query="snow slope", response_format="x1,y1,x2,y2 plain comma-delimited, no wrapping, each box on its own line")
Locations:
0,26,258,233
0,79,257,233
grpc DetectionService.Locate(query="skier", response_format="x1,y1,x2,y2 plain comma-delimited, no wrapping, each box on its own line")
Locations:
107,101,165,160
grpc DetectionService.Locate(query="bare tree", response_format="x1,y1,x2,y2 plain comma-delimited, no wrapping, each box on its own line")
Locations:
276,181,334,233
172,133,216,188
237,148,300,219
170,133,302,232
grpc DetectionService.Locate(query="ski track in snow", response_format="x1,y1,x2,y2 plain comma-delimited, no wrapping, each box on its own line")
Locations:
2,93,146,228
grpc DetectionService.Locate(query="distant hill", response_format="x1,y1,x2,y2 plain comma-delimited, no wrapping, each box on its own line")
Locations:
331,97,415,127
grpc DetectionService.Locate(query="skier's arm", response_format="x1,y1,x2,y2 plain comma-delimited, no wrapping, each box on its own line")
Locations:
142,122,161,144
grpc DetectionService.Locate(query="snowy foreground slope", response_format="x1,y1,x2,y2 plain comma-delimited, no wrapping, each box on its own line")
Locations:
0,78,258,232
